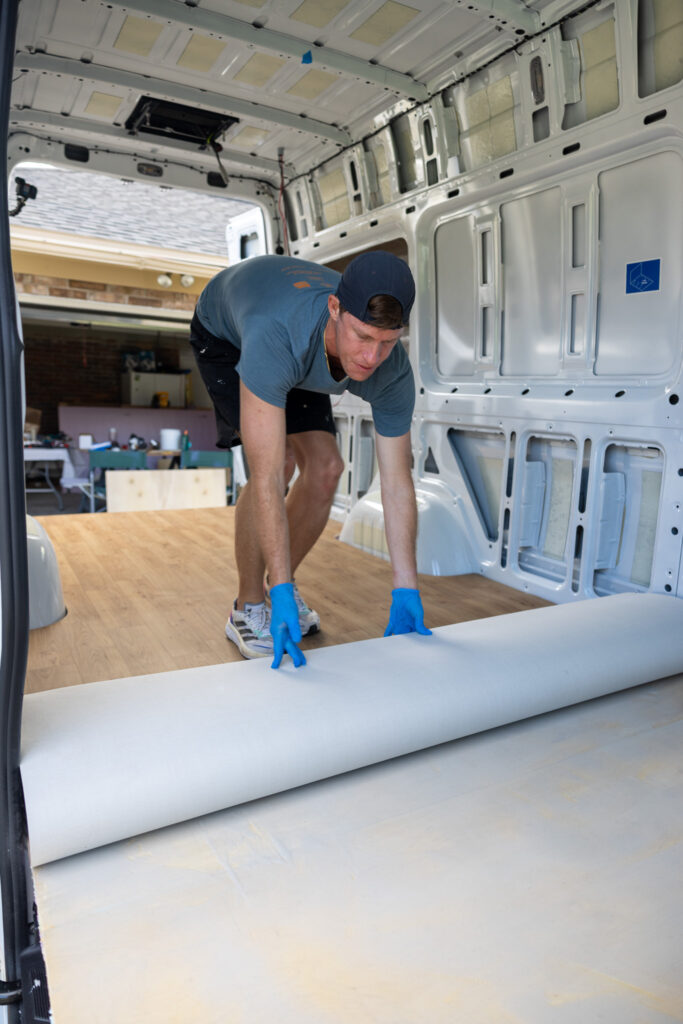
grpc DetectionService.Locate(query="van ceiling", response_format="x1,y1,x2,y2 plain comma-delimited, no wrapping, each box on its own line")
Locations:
10,0,584,193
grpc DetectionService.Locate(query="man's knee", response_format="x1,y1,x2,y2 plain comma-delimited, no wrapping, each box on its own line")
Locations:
297,445,344,499
316,447,344,498
288,433,344,498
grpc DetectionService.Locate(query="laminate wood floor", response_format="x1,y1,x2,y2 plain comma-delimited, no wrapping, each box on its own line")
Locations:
27,507,550,693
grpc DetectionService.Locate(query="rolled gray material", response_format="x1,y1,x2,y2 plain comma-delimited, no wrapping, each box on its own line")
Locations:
21,593,683,867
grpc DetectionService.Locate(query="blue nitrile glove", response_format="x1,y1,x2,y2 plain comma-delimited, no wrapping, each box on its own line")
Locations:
270,582,306,669
384,588,433,637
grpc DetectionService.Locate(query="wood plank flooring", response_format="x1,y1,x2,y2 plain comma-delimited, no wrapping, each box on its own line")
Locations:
26,507,549,693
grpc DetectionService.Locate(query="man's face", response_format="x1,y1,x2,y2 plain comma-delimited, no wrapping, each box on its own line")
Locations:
325,294,403,381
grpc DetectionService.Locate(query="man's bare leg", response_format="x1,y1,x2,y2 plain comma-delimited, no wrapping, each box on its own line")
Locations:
286,431,344,574
234,437,299,607
234,479,269,607
234,431,341,607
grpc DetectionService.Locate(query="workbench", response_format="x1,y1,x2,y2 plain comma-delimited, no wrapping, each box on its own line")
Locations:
23,445,80,510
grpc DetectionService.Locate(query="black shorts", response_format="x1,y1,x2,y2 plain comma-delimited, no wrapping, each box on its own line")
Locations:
189,311,337,449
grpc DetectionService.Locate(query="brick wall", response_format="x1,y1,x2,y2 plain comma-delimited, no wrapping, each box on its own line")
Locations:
24,327,184,435
19,272,189,435
15,272,196,311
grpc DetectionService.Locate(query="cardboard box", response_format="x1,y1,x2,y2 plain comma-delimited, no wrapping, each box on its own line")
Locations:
24,407,41,442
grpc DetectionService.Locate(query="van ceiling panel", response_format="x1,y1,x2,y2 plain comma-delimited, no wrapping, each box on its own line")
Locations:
10,0,588,190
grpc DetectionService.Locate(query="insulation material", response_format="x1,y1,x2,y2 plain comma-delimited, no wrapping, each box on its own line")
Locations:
291,0,350,29
23,594,683,1023
581,20,619,121
21,593,683,866
562,13,619,128
234,53,287,88
542,457,574,560
113,15,162,57
367,137,393,205
287,69,338,100
83,91,122,119
350,0,418,45
476,455,503,538
594,446,665,596
231,126,270,150
652,0,683,92
333,415,351,496
317,167,350,227
462,76,516,168
519,460,545,548
392,115,420,190
176,34,226,72
448,429,505,540
631,468,662,586
350,492,389,558
595,471,626,570
356,434,376,494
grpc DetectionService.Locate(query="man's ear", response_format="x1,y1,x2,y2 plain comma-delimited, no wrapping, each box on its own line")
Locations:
328,293,340,320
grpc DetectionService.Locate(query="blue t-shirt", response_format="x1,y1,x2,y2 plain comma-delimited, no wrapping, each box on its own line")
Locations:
195,255,414,437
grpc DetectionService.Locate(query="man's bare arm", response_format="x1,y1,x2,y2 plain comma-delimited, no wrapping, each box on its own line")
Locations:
376,431,431,637
239,380,291,586
375,430,419,589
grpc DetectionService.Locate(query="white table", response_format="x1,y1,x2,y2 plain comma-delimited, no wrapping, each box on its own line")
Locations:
23,447,78,511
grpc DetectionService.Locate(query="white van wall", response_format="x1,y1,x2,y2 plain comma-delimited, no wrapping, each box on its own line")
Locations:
292,0,683,602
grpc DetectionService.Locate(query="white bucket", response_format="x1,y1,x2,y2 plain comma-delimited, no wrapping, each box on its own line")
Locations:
159,428,181,451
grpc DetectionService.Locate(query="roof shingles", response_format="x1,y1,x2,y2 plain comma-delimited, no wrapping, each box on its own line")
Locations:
9,166,251,257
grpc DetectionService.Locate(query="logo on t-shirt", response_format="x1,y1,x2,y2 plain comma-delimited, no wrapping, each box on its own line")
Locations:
280,263,332,290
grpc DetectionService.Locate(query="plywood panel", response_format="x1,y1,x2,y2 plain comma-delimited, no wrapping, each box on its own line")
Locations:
105,468,227,512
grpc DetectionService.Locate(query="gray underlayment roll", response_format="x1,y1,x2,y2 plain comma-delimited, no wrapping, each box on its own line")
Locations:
20,592,683,867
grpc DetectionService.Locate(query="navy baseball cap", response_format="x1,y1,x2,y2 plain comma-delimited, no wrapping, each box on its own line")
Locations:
335,251,415,326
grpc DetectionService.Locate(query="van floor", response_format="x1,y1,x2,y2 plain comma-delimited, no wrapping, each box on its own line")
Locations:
26,507,550,694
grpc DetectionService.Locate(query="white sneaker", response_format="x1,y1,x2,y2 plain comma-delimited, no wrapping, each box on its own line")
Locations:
292,581,320,636
225,600,273,659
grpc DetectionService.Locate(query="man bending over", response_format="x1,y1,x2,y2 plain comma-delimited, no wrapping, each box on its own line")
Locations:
190,250,431,669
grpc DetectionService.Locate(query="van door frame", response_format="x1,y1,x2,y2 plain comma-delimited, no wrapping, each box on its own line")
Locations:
0,0,34,1015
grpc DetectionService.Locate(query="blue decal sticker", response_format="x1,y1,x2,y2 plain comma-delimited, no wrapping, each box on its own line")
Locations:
626,259,660,294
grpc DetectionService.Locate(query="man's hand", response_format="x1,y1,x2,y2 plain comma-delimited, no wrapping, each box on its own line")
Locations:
375,432,431,639
384,588,432,637
270,583,306,669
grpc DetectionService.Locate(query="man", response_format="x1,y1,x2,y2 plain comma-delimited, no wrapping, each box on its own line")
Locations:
190,250,431,669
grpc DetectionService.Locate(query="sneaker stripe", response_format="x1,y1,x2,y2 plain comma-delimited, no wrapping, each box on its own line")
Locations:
226,601,273,659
